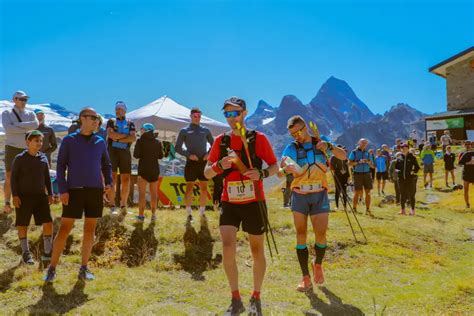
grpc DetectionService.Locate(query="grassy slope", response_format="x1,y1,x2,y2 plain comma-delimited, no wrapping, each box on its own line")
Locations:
0,158,473,315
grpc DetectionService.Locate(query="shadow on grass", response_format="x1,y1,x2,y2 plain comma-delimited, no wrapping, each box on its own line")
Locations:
19,280,90,314
121,221,158,267
0,264,19,293
173,216,222,281
304,286,364,316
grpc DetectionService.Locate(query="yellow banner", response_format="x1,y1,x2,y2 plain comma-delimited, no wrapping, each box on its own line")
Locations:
157,176,215,206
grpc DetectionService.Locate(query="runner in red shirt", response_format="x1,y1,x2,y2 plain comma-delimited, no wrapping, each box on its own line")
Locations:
204,97,278,316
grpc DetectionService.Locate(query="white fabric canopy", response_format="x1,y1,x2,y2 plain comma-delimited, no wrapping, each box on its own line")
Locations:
127,96,228,139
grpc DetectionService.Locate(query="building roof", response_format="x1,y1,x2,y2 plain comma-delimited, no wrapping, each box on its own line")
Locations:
429,46,474,78
424,108,474,120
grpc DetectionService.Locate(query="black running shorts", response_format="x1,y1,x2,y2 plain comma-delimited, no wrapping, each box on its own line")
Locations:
184,160,207,182
376,172,389,180
62,188,104,219
15,194,52,226
219,201,266,235
354,172,373,190
108,146,132,174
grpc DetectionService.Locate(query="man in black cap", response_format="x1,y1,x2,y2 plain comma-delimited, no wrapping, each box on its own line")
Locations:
175,107,214,222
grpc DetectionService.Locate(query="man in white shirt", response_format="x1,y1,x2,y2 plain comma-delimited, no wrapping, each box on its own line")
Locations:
2,91,39,213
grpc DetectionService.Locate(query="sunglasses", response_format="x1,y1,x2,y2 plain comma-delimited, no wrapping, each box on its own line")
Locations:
82,115,100,121
192,113,201,118
16,98,28,102
223,110,242,118
290,125,306,138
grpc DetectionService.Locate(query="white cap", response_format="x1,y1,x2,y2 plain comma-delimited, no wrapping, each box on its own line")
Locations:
13,90,29,99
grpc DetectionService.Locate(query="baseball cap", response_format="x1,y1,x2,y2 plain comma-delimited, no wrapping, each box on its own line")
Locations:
115,101,127,112
34,109,45,115
25,130,44,140
142,123,155,132
13,91,29,99
222,97,246,111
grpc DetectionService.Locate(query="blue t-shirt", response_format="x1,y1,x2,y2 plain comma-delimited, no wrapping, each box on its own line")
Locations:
375,156,387,172
348,148,373,173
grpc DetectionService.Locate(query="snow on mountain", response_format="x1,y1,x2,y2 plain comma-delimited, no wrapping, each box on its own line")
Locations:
0,100,76,134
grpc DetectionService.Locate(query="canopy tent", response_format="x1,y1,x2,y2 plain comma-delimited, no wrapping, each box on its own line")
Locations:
127,96,228,140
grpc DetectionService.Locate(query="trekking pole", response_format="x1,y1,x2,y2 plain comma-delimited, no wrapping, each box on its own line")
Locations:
308,121,368,243
236,123,278,258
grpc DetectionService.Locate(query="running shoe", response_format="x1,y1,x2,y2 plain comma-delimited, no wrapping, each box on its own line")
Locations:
135,215,145,222
151,214,157,222
296,275,313,292
43,267,56,283
409,209,415,216
248,297,262,316
78,266,95,281
312,262,325,285
21,251,35,265
399,209,407,215
223,299,245,316
110,206,119,216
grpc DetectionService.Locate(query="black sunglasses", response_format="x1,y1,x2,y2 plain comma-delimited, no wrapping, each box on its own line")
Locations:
16,98,28,102
82,115,99,121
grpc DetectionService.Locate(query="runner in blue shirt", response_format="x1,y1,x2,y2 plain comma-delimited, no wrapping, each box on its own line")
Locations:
375,149,388,196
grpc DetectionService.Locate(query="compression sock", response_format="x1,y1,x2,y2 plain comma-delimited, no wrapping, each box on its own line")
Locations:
314,243,327,265
296,244,310,276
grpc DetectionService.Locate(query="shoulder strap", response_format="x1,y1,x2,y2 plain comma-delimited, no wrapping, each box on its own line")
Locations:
12,109,22,122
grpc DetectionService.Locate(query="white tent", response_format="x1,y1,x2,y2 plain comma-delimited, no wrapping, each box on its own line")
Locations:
127,96,228,139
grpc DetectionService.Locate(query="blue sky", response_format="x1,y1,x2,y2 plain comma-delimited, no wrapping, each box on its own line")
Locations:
1,0,473,121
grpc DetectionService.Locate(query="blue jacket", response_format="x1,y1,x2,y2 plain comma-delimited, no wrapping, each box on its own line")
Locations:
57,132,113,194
175,123,214,161
349,148,373,173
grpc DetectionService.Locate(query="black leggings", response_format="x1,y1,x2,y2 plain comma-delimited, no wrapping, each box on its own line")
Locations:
399,176,417,210
334,175,349,208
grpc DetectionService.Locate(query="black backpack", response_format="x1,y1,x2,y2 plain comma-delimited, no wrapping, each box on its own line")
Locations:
218,130,263,178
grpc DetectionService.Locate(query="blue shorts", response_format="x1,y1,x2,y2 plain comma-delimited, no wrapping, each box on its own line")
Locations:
291,191,330,216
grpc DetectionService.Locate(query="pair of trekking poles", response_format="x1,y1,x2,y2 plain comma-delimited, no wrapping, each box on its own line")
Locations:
308,121,368,244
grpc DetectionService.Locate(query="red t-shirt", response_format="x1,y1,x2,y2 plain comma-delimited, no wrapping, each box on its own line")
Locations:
208,131,277,204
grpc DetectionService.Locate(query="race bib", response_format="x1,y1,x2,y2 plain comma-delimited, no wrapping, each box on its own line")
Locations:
227,180,256,202
300,180,322,192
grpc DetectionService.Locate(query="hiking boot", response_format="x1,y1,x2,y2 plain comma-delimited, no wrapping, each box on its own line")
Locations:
43,267,56,283
21,251,35,265
224,299,245,316
248,297,262,316
78,266,95,281
312,262,325,285
399,209,407,215
296,275,313,292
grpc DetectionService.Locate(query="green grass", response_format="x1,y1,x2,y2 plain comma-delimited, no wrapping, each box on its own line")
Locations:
0,159,473,315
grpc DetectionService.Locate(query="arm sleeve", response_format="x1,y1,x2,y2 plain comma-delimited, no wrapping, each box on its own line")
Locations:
56,138,69,194
157,141,163,159
101,142,113,186
44,162,53,195
413,156,420,173
133,139,141,159
2,111,28,134
207,136,222,164
174,130,189,157
47,129,58,154
282,143,297,162
10,157,20,197
14,113,39,130
207,130,214,148
256,133,277,165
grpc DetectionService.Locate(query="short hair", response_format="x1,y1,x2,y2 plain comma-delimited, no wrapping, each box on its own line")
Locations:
287,115,306,129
